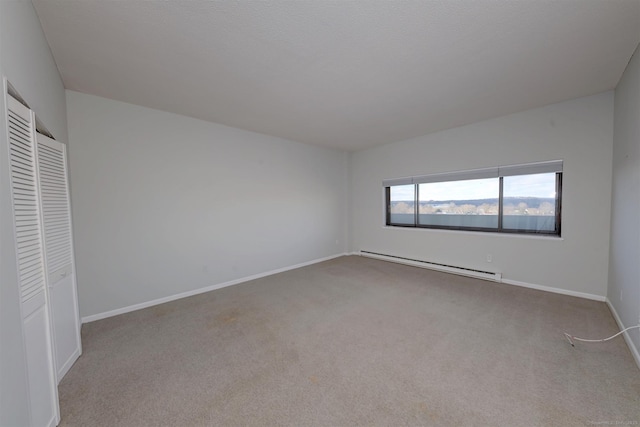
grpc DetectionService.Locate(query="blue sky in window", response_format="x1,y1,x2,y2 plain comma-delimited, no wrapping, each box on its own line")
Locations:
390,173,556,201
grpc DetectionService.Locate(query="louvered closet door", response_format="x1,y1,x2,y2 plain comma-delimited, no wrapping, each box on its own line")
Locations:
7,95,60,427
37,132,82,380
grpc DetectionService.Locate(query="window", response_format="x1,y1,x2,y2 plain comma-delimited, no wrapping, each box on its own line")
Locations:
418,178,499,229
384,161,562,236
389,184,415,225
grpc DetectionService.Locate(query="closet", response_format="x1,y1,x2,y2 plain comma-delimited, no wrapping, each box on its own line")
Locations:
6,92,81,426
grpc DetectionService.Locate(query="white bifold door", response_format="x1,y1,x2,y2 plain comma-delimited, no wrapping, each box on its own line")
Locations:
7,94,60,426
36,132,82,380
7,93,81,426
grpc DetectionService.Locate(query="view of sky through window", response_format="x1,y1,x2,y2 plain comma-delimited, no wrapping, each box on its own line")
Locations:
392,173,556,201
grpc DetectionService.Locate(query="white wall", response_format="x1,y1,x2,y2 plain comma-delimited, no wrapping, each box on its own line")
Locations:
350,92,613,299
66,91,348,318
609,43,640,362
0,1,68,425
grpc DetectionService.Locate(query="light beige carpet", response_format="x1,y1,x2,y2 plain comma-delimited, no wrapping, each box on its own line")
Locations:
58,256,639,426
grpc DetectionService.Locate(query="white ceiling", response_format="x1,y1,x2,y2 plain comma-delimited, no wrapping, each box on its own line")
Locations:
33,1,640,152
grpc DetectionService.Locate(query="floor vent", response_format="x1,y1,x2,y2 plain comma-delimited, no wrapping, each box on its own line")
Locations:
360,251,502,282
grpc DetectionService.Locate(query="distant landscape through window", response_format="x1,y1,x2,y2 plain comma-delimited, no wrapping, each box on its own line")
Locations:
385,162,562,236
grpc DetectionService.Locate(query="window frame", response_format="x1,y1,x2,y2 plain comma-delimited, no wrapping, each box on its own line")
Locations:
385,163,562,237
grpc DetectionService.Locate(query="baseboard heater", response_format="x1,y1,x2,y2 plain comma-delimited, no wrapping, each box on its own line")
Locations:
360,251,502,282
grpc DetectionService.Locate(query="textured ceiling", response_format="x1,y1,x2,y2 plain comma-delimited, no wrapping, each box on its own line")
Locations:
33,1,640,151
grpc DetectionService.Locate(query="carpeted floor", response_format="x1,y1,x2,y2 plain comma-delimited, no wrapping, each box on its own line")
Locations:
58,255,640,426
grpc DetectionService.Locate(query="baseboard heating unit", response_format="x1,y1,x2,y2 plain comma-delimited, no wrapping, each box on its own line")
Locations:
360,251,503,282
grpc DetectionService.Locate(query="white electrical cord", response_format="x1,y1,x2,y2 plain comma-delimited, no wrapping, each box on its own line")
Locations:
564,325,640,347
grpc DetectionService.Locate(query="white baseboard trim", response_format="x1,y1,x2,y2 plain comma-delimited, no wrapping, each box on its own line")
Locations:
351,252,605,302
81,253,348,324
606,298,640,371
57,347,81,383
501,278,606,302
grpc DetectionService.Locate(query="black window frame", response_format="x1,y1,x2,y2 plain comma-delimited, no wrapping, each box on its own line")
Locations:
385,168,562,237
